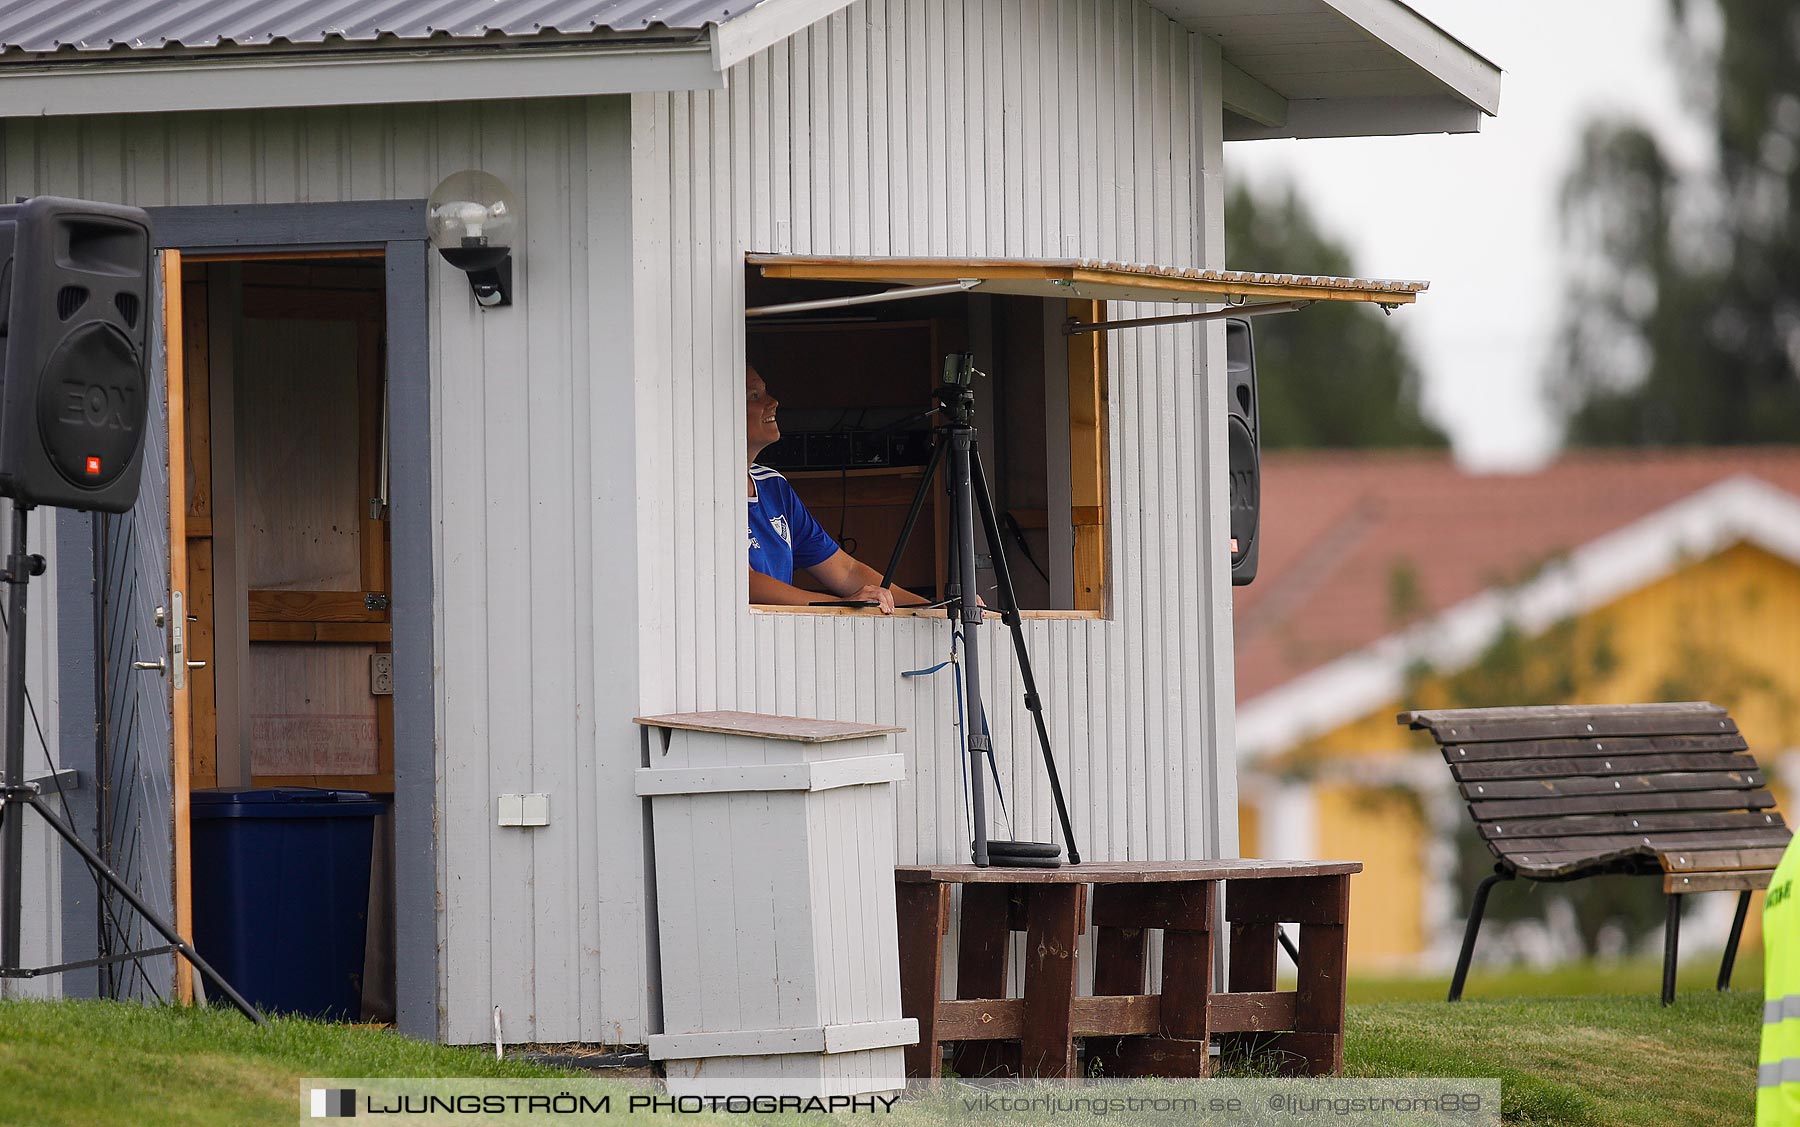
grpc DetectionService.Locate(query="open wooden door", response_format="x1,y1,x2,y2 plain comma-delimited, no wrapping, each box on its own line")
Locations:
92,248,190,1003
162,249,194,1004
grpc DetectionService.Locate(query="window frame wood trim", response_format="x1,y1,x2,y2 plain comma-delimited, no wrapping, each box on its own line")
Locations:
1066,299,1109,614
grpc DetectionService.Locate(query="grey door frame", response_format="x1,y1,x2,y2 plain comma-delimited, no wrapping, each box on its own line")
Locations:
60,201,439,1038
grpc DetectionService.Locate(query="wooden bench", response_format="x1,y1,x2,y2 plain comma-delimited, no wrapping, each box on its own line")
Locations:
1399,701,1790,1005
895,859,1361,1079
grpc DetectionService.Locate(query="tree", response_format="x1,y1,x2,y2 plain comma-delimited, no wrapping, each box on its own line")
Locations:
1556,1,1800,444
1225,181,1448,448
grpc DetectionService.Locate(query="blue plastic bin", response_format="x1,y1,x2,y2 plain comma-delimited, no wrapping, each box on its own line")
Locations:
190,787,386,1020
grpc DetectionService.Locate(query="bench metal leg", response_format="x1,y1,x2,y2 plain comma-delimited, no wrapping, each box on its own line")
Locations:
1662,893,1682,1007
1448,869,1512,1002
1718,889,1752,992
1278,925,1301,966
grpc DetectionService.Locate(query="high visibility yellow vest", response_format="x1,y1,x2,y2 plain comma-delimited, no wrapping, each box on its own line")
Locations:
1761,833,1800,1125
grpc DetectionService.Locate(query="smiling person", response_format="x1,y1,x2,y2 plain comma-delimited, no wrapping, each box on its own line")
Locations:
745,364,930,614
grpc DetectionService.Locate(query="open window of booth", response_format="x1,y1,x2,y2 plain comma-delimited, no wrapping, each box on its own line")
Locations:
744,254,1427,619
744,264,1110,617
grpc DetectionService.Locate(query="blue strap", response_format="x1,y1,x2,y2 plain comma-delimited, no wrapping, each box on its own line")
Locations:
900,659,953,679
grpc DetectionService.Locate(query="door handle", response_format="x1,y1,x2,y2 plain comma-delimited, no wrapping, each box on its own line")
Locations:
132,658,167,673
187,661,207,669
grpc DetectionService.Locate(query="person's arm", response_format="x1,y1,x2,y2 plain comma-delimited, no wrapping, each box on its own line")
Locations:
804,549,931,614
749,568,835,607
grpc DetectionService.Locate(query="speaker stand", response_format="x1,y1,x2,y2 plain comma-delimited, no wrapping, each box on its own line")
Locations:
0,499,263,1022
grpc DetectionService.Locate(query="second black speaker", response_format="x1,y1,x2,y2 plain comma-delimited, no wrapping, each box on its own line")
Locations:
1225,317,1259,586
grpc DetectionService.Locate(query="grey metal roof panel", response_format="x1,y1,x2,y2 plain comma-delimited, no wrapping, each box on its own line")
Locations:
0,0,757,54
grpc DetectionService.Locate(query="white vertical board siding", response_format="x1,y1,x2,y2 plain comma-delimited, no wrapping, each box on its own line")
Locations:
0,97,648,1044
633,0,1235,877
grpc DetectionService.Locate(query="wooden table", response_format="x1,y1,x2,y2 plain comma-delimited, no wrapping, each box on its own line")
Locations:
895,859,1361,1079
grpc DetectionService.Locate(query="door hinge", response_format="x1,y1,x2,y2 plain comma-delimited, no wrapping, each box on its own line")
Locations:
365,592,390,612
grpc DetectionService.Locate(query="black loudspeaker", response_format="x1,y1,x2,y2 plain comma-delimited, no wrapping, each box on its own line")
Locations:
0,197,153,514
1225,317,1259,586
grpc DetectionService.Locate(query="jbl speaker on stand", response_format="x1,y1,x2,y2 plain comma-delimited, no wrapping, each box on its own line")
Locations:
1225,316,1259,587
0,197,153,514
0,197,259,1020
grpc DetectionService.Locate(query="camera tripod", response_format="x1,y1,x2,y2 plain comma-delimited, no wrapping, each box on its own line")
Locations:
0,499,263,1021
881,355,1080,868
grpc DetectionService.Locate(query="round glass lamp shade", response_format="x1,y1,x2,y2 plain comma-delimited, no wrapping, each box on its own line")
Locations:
427,170,518,271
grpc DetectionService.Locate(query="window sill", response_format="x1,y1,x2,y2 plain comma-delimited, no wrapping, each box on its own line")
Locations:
750,604,1104,621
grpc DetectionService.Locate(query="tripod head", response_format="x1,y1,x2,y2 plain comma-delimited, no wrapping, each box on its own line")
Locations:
933,351,984,427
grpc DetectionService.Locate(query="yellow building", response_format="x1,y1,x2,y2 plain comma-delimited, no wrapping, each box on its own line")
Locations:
1234,451,1800,970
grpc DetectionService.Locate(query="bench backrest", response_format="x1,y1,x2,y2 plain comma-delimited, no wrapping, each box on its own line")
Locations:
1397,702,1788,878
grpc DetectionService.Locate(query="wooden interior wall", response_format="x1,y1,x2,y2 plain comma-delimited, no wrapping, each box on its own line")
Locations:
184,259,393,791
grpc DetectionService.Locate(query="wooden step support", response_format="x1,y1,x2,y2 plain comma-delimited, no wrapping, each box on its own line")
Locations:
895,859,1361,1080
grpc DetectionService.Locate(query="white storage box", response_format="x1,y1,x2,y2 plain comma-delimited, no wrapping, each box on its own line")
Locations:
635,711,916,1095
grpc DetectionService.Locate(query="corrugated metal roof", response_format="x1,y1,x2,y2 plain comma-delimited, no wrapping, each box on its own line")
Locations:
0,0,757,56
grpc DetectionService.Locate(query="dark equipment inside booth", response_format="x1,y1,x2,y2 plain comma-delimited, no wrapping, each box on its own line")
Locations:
748,264,1264,604
747,311,951,599
746,267,1107,612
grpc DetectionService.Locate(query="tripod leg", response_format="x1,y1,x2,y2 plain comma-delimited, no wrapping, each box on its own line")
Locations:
26,794,265,1024
949,427,990,867
880,436,949,592
970,446,1082,864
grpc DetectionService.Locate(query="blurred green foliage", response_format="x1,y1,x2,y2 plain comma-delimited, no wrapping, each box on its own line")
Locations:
1225,182,1448,449
1556,1,1800,444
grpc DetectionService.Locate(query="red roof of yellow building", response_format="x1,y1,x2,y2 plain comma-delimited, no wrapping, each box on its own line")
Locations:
1234,449,1800,752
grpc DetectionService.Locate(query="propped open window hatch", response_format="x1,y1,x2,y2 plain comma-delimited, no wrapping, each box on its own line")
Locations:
744,254,1427,614
749,254,1427,319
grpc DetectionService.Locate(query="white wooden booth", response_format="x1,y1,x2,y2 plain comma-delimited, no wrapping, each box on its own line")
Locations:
0,0,1500,1061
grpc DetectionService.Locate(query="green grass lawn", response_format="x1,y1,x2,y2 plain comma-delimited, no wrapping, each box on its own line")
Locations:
1344,950,1764,1003
0,961,1765,1127
1346,993,1757,1126
0,1000,587,1127
1338,958,1762,1126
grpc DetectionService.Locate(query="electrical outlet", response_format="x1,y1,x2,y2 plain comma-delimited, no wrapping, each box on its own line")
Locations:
370,653,394,696
497,793,550,828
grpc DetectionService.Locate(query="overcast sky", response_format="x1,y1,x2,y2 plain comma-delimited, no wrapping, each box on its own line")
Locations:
1227,0,1714,470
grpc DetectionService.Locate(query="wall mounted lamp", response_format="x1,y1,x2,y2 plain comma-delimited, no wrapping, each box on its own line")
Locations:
427,170,517,308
